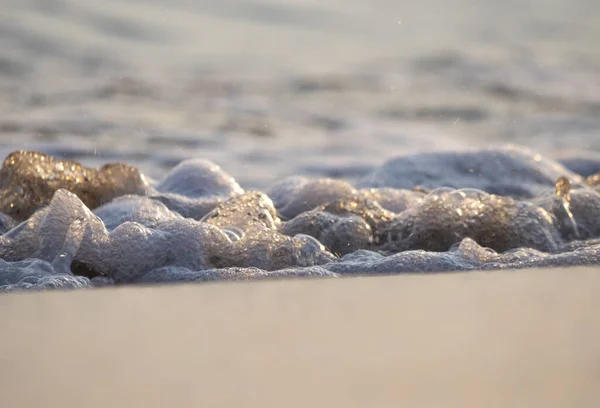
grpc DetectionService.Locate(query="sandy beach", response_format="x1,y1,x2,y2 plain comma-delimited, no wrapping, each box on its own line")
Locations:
1,267,599,407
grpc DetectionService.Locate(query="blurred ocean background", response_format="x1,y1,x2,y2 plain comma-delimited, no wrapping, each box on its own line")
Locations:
1,0,599,187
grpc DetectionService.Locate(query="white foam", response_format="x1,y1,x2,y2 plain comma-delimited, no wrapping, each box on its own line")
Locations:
1,146,600,292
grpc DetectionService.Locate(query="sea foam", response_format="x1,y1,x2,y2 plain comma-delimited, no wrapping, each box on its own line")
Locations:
1,146,599,292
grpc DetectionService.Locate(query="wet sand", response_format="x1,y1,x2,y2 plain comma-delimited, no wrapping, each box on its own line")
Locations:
1,267,599,407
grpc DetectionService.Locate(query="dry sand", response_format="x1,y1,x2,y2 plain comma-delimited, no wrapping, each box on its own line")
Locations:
1,267,599,407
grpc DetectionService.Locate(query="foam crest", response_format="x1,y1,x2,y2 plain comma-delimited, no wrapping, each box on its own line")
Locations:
280,198,394,256
360,145,584,198
202,191,280,231
0,213,17,234
148,194,225,221
377,188,560,253
77,219,233,283
0,151,148,221
148,158,244,220
326,237,600,274
268,177,356,219
155,158,244,198
93,195,183,231
0,257,91,292
0,189,107,263
198,192,335,270
137,265,337,284
536,187,600,241
356,188,425,213
281,210,372,256
209,228,337,271
0,275,91,292
328,248,474,274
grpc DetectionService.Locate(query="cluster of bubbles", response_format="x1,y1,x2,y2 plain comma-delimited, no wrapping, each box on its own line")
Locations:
1,145,600,292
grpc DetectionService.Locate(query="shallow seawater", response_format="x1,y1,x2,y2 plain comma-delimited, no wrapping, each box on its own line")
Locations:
1,0,600,290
